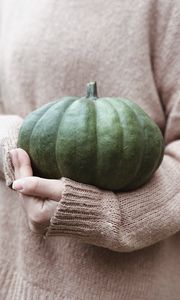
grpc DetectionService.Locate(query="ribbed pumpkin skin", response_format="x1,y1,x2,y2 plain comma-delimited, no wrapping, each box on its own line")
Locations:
18,86,164,191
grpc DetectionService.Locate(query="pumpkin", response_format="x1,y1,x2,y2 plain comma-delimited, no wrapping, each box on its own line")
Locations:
17,81,164,191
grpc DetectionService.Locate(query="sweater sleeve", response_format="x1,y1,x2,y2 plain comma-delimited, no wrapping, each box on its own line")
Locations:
46,147,180,252
45,2,180,252
0,115,23,186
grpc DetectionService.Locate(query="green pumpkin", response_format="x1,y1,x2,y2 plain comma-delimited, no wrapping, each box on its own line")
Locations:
18,82,164,191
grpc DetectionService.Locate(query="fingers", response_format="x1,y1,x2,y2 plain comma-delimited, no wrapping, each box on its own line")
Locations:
10,148,33,179
11,148,64,201
10,147,63,233
12,176,64,201
19,193,58,234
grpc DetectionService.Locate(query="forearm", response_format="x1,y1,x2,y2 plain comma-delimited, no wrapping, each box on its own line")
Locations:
46,140,180,252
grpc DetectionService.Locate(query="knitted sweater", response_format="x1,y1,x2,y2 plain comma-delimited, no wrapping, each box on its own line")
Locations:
0,0,180,299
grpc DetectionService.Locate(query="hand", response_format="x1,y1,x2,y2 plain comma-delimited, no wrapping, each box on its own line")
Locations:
10,148,64,233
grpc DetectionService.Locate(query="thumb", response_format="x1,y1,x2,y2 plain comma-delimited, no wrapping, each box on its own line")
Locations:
10,148,33,178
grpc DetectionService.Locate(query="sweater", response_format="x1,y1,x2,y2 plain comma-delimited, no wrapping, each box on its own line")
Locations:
0,0,180,299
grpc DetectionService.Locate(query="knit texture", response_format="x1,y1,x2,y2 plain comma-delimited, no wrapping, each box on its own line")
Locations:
46,162,180,252
0,0,180,299
0,116,23,186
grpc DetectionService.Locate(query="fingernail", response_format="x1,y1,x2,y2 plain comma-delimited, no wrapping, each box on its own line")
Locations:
12,179,25,191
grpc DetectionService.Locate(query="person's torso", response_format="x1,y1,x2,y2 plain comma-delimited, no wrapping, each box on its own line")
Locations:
0,0,165,129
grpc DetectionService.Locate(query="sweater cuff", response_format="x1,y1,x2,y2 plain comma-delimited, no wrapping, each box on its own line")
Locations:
45,177,104,240
1,118,23,187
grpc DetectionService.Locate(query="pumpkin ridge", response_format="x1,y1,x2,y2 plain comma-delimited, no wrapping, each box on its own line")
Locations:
96,98,126,189
29,101,58,153
103,98,125,185
120,99,164,190
18,100,58,173
119,99,145,187
105,98,143,188
29,100,62,176
55,98,79,177
30,98,76,178
56,98,96,182
81,98,97,184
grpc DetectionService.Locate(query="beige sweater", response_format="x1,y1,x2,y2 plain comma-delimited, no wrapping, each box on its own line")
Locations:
0,0,180,299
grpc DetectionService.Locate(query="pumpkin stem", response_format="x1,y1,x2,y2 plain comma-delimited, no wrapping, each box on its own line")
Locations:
86,81,98,99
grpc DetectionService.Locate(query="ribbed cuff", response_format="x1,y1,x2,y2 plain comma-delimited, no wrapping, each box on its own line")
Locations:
1,118,23,187
45,177,103,239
